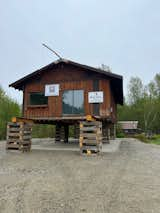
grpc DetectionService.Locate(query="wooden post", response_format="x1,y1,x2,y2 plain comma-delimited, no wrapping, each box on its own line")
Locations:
110,123,116,140
102,121,110,143
64,124,69,143
74,123,80,139
107,128,110,141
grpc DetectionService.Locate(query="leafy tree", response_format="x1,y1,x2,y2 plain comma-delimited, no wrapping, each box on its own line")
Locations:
153,74,160,98
99,64,112,72
0,86,21,139
118,74,160,133
127,77,144,104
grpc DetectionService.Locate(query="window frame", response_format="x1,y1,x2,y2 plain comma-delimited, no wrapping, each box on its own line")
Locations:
62,89,85,116
28,92,48,107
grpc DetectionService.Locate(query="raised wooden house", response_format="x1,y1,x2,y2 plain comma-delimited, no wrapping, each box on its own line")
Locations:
9,59,123,144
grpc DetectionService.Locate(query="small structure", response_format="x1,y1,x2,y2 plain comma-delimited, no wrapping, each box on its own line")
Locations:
118,121,138,134
8,59,123,153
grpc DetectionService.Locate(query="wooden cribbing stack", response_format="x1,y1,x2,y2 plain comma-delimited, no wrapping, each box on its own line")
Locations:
55,124,62,143
79,116,102,155
6,118,32,152
55,124,69,143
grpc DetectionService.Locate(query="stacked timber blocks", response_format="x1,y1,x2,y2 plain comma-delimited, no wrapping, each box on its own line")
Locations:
6,122,32,151
79,121,102,155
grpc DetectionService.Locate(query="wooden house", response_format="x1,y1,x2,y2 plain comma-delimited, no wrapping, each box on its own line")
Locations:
9,59,123,143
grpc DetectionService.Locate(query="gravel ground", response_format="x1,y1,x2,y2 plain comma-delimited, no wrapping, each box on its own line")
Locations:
31,138,121,153
0,138,160,213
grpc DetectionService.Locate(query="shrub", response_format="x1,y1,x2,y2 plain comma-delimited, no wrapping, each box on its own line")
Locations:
133,134,149,143
0,86,21,140
32,124,55,138
117,132,125,138
116,123,125,138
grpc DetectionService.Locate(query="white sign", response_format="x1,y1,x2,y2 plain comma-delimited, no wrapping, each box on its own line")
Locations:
45,84,59,96
88,91,104,103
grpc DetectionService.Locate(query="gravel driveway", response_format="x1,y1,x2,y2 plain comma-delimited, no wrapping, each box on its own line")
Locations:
0,138,160,213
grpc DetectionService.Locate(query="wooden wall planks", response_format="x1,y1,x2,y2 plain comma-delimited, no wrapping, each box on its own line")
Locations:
23,64,114,121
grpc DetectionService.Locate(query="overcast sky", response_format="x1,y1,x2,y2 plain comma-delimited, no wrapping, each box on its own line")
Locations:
0,0,160,103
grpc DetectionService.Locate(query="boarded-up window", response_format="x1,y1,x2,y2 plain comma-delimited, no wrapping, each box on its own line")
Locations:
62,90,84,115
29,92,48,105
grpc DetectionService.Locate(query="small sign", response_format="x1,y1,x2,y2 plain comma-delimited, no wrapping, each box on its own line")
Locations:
45,84,59,96
88,91,104,103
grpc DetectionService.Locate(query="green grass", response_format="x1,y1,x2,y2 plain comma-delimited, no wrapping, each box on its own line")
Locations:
149,134,160,145
116,132,125,138
133,134,160,145
133,134,149,143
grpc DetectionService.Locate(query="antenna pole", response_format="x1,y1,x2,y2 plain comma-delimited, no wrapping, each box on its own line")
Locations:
42,43,62,59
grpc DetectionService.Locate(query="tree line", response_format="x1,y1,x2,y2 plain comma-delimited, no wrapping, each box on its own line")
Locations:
118,73,160,133
0,86,21,139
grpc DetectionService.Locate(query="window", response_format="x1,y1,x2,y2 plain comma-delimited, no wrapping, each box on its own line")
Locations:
29,92,48,105
62,90,84,115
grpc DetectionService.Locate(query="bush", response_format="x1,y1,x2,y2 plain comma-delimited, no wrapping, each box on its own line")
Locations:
32,124,75,138
32,124,55,138
116,123,125,138
0,86,21,140
149,134,160,145
133,134,149,143
116,132,125,138
152,134,160,140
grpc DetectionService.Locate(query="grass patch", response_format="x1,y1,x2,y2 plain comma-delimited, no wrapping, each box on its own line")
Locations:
134,134,149,143
116,132,125,138
133,134,160,145
149,134,160,145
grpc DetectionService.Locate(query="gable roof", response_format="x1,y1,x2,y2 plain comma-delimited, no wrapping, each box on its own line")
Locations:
9,58,123,105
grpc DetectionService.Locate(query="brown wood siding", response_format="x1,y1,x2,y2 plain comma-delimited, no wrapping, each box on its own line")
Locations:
24,80,93,118
99,79,111,117
23,64,114,120
110,91,117,122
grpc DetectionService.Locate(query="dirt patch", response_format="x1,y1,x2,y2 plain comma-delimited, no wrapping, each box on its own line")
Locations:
0,139,160,212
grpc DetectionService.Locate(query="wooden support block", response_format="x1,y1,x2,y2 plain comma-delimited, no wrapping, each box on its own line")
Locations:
6,122,32,152
79,120,102,155
80,149,101,156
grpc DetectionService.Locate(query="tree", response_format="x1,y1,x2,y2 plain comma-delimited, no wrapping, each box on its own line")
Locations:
127,77,144,105
153,74,160,98
99,64,112,72
0,86,21,139
118,74,160,133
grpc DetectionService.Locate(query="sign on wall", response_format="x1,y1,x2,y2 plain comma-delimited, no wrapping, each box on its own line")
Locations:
45,84,59,96
88,91,104,103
